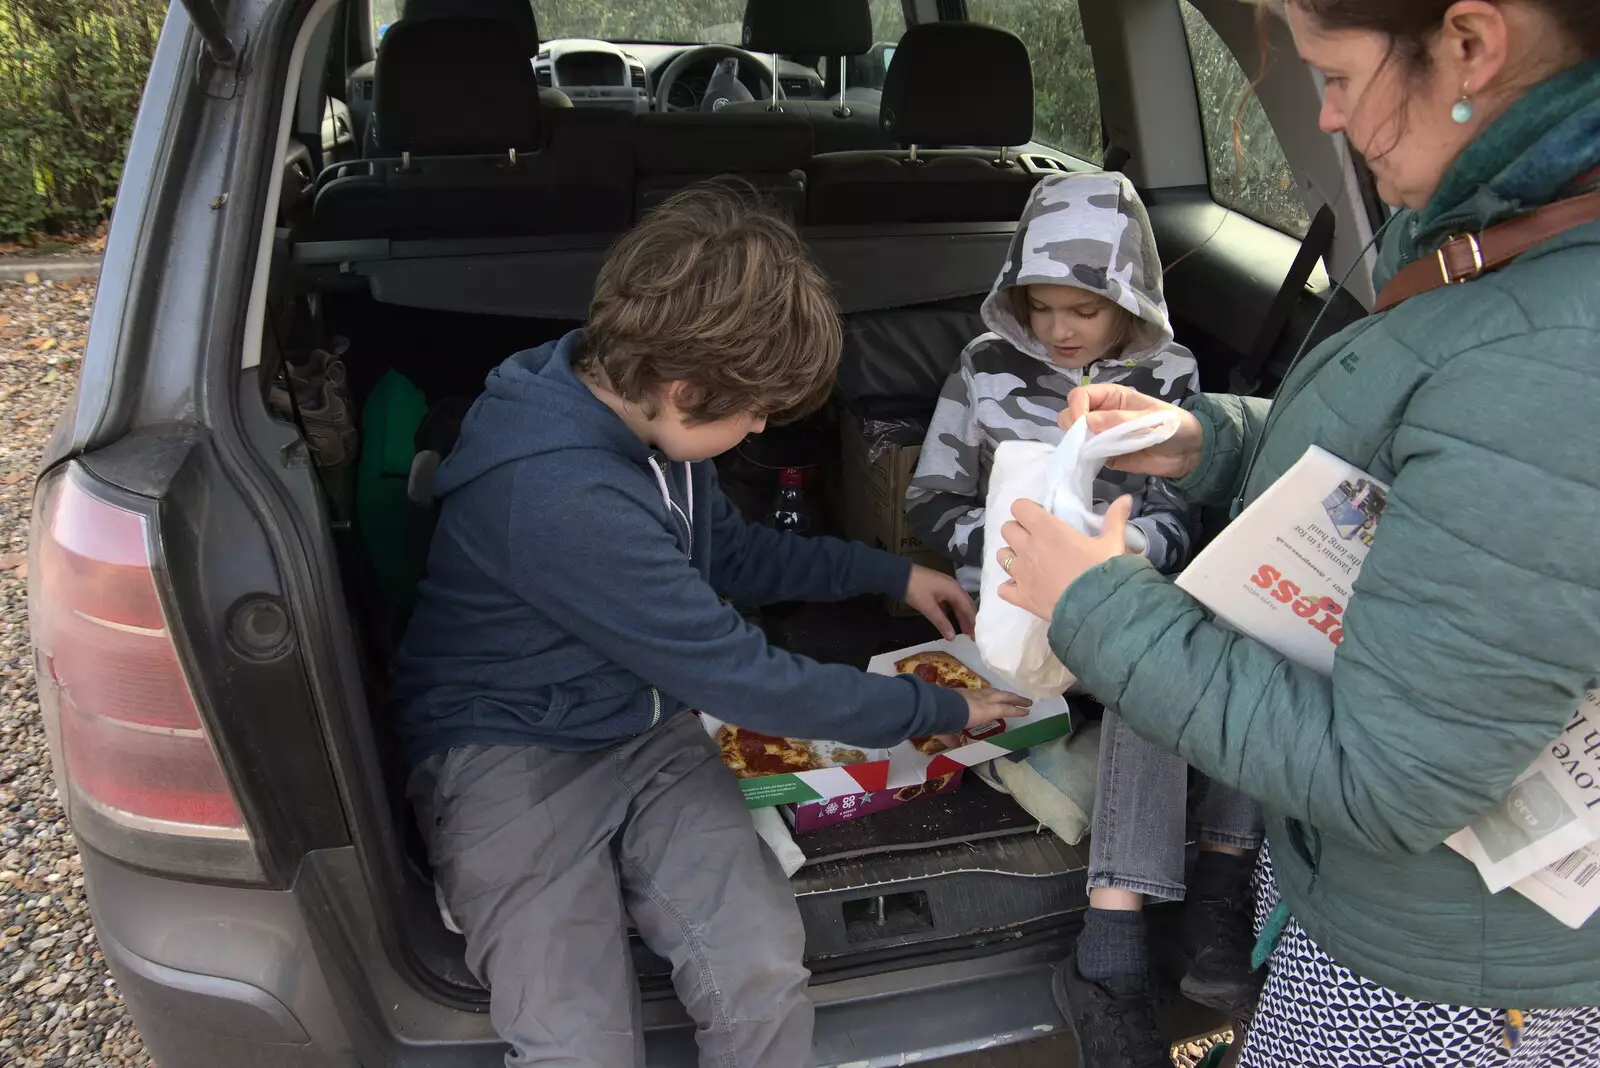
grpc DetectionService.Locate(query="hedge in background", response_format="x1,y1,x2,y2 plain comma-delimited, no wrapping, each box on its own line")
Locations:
0,0,164,240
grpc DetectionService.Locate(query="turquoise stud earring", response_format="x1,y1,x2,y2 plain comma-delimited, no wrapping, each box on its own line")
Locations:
1451,87,1474,125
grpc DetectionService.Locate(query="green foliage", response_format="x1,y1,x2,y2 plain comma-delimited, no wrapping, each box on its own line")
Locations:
0,0,164,240
531,0,743,44
1179,0,1309,235
967,0,1101,164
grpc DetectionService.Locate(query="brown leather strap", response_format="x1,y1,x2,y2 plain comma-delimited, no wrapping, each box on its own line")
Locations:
1373,188,1600,313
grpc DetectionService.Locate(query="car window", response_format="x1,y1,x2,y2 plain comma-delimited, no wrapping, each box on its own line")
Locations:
869,0,904,45
372,0,905,50
962,0,1102,162
1179,0,1310,236
534,0,748,44
371,0,400,42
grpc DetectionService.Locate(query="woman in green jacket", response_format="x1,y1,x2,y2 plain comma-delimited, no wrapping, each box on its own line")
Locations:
995,0,1600,1064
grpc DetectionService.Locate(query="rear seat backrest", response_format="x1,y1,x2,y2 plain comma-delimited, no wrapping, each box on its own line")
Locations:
634,113,812,219
806,22,1042,226
314,18,632,240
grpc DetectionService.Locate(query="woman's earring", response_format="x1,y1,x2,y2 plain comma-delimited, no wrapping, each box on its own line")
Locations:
1451,86,1474,125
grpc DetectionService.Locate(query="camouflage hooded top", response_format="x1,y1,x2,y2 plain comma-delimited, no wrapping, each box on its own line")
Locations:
905,172,1200,589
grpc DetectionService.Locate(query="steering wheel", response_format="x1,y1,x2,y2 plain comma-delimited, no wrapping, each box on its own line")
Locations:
654,44,783,113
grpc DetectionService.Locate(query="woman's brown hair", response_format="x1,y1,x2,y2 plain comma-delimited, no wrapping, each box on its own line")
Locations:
1282,0,1599,69
581,181,842,426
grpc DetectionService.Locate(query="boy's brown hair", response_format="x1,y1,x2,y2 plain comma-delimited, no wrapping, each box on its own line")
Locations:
580,182,842,425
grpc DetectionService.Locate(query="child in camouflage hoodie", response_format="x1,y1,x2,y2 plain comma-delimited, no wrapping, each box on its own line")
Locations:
908,172,1264,1064
906,171,1199,590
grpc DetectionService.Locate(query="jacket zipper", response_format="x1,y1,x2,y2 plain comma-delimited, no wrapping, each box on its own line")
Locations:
649,686,662,728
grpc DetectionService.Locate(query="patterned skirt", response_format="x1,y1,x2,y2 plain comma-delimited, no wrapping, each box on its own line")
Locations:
1239,846,1600,1068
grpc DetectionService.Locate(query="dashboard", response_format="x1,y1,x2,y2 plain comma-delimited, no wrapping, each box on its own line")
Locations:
344,37,832,141
533,39,827,114
534,40,651,111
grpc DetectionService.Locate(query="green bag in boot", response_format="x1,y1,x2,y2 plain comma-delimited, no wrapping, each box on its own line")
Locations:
357,370,429,611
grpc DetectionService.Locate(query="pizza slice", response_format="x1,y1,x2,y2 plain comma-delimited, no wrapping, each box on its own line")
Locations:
895,650,991,691
715,725,821,780
897,651,1007,748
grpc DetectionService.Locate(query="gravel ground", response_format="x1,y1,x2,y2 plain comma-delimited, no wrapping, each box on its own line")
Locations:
0,276,151,1067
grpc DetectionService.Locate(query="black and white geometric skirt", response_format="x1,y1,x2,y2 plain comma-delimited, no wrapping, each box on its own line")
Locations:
1238,846,1600,1068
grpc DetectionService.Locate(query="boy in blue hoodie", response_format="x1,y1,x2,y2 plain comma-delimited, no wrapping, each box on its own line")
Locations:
391,186,1029,1068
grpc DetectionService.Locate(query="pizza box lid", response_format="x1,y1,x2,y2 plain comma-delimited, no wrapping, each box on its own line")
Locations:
867,635,1075,787
700,714,894,809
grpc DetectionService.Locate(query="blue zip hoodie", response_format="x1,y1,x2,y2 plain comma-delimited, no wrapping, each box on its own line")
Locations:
391,331,969,768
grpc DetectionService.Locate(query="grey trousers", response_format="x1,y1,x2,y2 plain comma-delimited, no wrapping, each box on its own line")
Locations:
1089,708,1264,904
409,713,813,1068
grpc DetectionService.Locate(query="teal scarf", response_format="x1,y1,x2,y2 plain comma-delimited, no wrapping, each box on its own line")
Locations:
1401,57,1600,263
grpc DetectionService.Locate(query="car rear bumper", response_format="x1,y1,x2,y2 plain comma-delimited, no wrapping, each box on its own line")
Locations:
84,846,1072,1067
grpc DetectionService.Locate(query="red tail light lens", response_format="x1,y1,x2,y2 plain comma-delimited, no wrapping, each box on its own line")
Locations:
29,464,257,879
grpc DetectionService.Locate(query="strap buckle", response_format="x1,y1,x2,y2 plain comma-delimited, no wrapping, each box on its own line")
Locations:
1436,233,1485,285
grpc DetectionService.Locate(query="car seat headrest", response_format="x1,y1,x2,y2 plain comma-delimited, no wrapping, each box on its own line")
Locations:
401,0,540,57
741,0,873,56
881,22,1034,148
375,17,545,155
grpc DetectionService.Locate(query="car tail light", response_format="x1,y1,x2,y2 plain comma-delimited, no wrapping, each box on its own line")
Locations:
28,464,261,882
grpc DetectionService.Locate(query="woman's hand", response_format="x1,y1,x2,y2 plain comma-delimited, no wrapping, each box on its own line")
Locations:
1063,384,1204,480
903,564,976,640
996,496,1135,621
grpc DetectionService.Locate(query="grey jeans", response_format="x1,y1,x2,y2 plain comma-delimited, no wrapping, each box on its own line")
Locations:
1089,708,1263,903
409,712,813,1068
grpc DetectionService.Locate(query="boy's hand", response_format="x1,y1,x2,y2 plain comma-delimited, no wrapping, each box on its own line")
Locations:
903,566,977,640
928,690,1032,751
960,688,1032,734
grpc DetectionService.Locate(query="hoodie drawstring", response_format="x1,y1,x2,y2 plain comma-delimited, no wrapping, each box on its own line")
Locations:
647,457,694,559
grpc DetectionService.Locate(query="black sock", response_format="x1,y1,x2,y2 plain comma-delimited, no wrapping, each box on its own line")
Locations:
1076,907,1147,982
1192,849,1253,900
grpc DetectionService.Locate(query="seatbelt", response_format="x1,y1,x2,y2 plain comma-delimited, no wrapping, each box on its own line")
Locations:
1232,203,1336,395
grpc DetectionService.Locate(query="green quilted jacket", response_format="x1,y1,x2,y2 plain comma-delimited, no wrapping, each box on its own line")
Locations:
1049,60,1600,1007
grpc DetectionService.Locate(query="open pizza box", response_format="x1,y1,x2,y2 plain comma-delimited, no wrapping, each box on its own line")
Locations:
705,636,1074,816
866,635,1076,787
701,715,896,809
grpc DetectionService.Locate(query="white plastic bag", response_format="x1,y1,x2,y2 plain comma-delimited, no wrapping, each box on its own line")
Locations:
974,411,1182,697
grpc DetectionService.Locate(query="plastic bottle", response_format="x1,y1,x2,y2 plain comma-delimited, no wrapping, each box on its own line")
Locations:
767,467,810,534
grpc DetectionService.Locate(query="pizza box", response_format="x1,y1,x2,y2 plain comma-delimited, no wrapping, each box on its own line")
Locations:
867,635,1076,785
783,767,965,834
701,714,895,809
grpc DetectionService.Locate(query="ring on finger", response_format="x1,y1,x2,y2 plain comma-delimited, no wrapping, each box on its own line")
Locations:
1001,549,1018,574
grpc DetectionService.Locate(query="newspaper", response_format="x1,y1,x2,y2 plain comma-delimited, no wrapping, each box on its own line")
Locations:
1445,691,1600,892
1176,446,1599,927
1511,842,1600,930
1175,446,1387,677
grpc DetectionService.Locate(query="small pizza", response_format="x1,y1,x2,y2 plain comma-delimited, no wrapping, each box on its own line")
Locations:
911,736,950,755
716,725,821,780
895,650,991,691
893,771,957,803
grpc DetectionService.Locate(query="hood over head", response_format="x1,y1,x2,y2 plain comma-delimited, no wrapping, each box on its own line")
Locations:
982,171,1174,364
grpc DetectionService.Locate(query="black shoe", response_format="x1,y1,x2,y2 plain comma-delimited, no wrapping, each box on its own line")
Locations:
1053,958,1171,1068
1180,885,1264,1019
